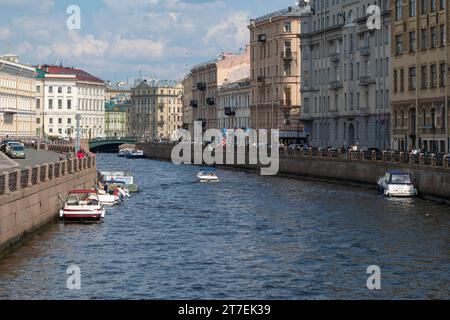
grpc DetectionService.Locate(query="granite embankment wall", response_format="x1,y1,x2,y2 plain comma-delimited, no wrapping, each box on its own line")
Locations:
137,143,450,201
0,148,97,257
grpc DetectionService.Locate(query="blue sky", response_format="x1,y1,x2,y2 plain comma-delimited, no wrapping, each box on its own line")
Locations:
0,0,295,83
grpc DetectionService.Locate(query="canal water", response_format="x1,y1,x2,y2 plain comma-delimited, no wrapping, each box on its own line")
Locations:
0,153,448,299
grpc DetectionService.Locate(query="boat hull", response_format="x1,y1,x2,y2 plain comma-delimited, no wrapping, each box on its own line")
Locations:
60,208,105,223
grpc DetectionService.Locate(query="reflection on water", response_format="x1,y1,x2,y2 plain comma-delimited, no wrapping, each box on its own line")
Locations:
0,154,449,299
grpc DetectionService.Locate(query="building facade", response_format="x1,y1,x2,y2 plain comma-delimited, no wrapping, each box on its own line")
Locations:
0,55,36,138
182,73,195,135
300,0,391,149
105,101,130,138
390,0,449,153
130,80,183,140
35,65,106,140
248,4,310,145
105,81,131,103
217,78,251,130
186,49,250,133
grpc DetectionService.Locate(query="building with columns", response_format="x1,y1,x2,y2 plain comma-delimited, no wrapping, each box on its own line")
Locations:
390,0,449,153
300,0,391,149
0,54,36,138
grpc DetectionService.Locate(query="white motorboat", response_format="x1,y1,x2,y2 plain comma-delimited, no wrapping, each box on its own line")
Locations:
377,170,418,197
97,189,120,206
197,169,219,183
59,190,106,223
99,171,139,193
126,150,144,159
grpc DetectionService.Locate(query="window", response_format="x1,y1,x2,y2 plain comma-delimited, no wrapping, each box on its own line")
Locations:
68,118,71,125
396,0,403,20
430,64,437,87
400,69,405,91
395,34,403,55
440,63,446,87
409,0,416,16
37,118,40,124
58,99,63,109
440,0,444,10
58,87,62,93
36,99,40,109
421,65,428,88
421,0,427,14
67,99,72,109
430,0,436,12
49,118,53,124
409,31,416,52
431,27,437,48
49,86,53,93
58,118,62,124
440,25,445,47
409,67,416,90
48,99,53,109
284,21,292,33
394,70,398,92
421,28,428,49
36,86,41,93
68,87,72,94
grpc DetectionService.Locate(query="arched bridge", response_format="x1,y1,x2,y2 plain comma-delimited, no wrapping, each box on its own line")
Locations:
89,137,138,153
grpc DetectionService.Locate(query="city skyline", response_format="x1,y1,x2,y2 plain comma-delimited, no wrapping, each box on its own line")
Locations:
0,0,296,83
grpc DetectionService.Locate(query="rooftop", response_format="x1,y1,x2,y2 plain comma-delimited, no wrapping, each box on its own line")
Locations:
36,65,104,84
250,3,311,24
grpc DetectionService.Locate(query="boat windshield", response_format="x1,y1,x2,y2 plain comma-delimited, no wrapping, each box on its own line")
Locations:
390,174,412,184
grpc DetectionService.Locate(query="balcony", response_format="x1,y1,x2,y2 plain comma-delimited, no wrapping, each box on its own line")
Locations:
359,76,376,86
224,107,236,116
359,46,370,56
206,97,215,105
280,100,292,107
257,76,266,84
328,80,343,90
329,52,340,63
197,82,207,91
281,50,295,60
257,34,267,43
189,100,198,108
301,86,319,92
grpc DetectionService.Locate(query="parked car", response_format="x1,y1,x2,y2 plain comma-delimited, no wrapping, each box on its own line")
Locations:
9,145,26,159
5,141,23,155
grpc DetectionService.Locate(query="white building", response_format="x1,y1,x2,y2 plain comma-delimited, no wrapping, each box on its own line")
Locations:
36,65,106,139
217,79,251,130
300,0,391,149
0,54,36,138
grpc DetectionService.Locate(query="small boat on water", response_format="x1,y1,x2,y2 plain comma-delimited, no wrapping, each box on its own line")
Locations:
99,171,139,193
97,189,120,206
377,170,418,197
59,190,105,223
118,149,131,157
197,168,219,183
126,150,144,159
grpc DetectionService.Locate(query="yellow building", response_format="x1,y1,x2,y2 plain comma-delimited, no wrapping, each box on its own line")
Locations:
130,80,183,140
391,0,449,153
0,55,36,139
248,4,310,144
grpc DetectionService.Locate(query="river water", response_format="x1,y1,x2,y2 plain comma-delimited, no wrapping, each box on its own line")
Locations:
0,153,448,299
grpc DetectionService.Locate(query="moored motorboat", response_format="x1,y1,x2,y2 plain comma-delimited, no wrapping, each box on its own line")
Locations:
97,189,120,206
118,149,131,157
197,169,219,183
59,190,105,223
99,171,139,193
377,170,418,197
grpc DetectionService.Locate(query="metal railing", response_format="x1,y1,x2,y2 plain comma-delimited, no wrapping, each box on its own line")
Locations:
0,144,96,196
278,147,450,169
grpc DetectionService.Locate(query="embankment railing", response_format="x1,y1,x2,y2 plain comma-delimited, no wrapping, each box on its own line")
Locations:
0,144,96,196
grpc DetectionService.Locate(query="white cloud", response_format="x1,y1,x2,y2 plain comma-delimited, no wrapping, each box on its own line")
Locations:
0,27,11,40
203,11,249,48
